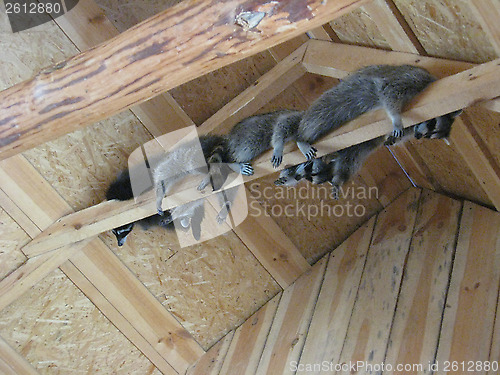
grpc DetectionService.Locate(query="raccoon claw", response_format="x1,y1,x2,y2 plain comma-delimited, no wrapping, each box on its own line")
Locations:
216,214,225,225
391,128,403,139
331,185,340,200
384,135,398,146
271,155,283,169
240,163,254,176
157,207,164,216
305,147,317,160
274,177,286,186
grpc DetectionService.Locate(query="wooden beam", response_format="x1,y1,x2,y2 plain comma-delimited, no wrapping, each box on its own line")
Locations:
482,96,500,113
198,43,308,135
0,156,204,372
0,336,39,375
450,114,500,210
20,57,500,255
302,40,474,78
0,0,367,160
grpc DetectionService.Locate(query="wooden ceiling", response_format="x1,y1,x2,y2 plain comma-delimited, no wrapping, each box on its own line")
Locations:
0,0,499,373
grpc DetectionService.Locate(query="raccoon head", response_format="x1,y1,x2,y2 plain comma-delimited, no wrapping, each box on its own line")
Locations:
111,222,135,247
414,109,463,141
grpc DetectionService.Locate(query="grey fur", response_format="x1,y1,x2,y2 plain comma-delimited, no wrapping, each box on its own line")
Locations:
296,64,436,159
226,110,303,172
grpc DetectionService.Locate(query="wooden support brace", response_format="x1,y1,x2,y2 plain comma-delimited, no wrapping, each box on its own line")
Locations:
21,57,500,256
450,114,500,211
0,0,367,160
0,336,39,375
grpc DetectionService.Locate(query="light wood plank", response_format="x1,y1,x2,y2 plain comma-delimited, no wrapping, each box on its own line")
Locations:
69,240,204,373
0,336,39,375
256,257,327,374
219,293,281,375
21,57,500,256
0,188,40,238
59,261,178,375
384,190,462,375
336,189,421,373
482,97,500,113
0,0,367,159
467,0,500,56
198,43,307,135
450,114,500,210
302,40,474,79
298,216,376,372
187,331,235,375
435,202,500,375
232,191,311,288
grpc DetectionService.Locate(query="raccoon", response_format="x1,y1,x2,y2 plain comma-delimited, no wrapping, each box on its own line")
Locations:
106,169,175,246
152,134,230,214
225,110,303,172
295,64,437,160
276,110,462,197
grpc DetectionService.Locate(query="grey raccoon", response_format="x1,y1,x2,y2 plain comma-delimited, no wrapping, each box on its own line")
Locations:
152,134,229,214
226,110,303,172
276,109,462,196
294,64,437,160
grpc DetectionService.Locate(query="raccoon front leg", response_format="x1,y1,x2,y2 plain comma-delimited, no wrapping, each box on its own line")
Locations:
384,104,404,139
297,141,318,160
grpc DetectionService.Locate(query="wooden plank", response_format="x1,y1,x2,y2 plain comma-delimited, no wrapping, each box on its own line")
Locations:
21,58,500,256
302,40,474,79
384,190,462,374
298,216,375,370
336,188,420,372
467,0,500,56
186,331,235,375
435,202,500,375
0,188,40,238
219,293,281,375
68,240,204,373
0,242,86,311
60,261,178,375
198,43,307,135
256,257,327,374
232,191,311,288
0,0,367,159
482,97,500,113
363,0,425,54
0,336,39,375
450,114,500,210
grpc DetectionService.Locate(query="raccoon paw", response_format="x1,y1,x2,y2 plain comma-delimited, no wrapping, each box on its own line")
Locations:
159,216,173,226
271,155,283,169
391,128,403,139
384,135,398,146
157,206,164,216
240,163,254,176
305,146,317,160
331,185,340,200
216,213,226,225
274,177,286,186
197,179,209,192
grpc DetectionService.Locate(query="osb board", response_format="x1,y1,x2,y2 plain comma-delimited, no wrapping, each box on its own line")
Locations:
409,138,493,207
248,174,382,263
22,112,153,211
111,230,280,350
0,268,160,374
393,0,497,63
0,208,29,280
329,6,391,49
0,11,78,91
95,0,184,32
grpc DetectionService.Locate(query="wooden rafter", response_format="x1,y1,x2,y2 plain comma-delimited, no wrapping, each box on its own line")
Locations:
0,337,38,375
0,0,367,160
20,52,500,257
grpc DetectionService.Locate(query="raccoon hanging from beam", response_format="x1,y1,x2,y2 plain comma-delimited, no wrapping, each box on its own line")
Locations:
291,64,439,161
275,109,463,197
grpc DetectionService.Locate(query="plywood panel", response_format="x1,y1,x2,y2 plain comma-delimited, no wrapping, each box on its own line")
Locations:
298,216,376,371
435,202,500,375
256,258,327,374
384,190,462,374
336,188,420,372
0,269,160,375
393,0,497,63
248,175,382,263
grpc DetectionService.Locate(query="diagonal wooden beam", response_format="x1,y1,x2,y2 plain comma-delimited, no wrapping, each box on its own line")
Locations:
20,56,500,256
482,97,500,112
0,336,39,375
0,156,204,373
0,0,367,160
